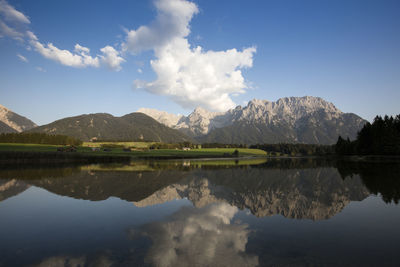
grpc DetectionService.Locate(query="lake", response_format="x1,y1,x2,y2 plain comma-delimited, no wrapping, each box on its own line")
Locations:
1,158,399,266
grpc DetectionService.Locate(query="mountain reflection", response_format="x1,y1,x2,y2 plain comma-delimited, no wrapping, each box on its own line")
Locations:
130,202,258,267
2,159,400,267
1,159,399,219
0,179,30,201
133,168,369,220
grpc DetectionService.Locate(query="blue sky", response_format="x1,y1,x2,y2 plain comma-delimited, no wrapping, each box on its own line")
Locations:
0,0,399,125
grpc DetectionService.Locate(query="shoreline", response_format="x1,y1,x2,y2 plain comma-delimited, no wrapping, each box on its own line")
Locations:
0,150,248,164
1,150,399,165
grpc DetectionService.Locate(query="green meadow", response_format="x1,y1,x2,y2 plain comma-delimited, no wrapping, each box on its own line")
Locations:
82,141,153,148
0,143,267,160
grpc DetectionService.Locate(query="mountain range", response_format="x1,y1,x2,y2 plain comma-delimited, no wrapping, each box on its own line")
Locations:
27,112,192,143
140,96,367,144
1,96,367,144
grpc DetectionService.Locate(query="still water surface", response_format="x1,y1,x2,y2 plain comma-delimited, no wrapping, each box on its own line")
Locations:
0,158,399,266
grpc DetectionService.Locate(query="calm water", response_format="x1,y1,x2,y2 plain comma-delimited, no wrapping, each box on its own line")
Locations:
0,158,400,267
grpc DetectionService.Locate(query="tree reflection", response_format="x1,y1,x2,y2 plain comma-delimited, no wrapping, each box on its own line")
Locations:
336,160,400,204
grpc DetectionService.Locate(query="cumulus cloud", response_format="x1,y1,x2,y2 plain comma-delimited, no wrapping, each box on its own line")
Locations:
16,53,28,62
27,30,99,68
0,0,30,24
0,1,124,71
142,39,256,111
123,0,198,54
27,31,124,71
126,0,256,112
99,45,125,71
2,0,257,101
133,203,258,267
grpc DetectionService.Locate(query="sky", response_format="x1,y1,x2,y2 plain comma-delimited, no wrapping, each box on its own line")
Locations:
0,0,399,125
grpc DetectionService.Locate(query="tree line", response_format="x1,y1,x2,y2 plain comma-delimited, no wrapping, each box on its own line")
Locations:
149,142,201,150
335,115,400,155
201,143,248,148
250,143,334,156
0,133,82,146
148,142,248,150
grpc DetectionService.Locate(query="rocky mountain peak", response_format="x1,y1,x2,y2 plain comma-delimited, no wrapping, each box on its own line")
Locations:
233,96,342,123
248,99,270,107
276,96,341,114
137,108,183,128
0,104,37,133
0,104,10,112
137,96,366,144
189,107,221,120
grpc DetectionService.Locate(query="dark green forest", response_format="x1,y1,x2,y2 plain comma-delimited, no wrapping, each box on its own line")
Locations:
335,115,400,155
0,133,82,146
250,143,334,156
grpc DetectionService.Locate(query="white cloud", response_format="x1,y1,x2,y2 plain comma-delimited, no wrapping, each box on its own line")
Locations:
0,19,23,41
27,31,99,68
99,45,125,71
0,0,30,24
74,43,90,54
125,0,256,112
0,1,124,71
35,66,46,72
123,0,198,54
27,31,124,71
137,68,143,74
134,203,258,267
16,53,28,62
141,39,256,111
0,1,29,41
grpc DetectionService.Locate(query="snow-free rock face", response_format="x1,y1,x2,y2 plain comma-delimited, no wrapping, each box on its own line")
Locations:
175,107,227,136
232,96,342,124
0,104,37,133
138,96,367,144
137,108,184,128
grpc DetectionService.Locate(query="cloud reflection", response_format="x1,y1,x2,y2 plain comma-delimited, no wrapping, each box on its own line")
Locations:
134,202,258,267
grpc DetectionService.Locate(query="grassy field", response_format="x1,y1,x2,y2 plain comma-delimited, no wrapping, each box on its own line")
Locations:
82,141,153,148
0,143,267,159
191,148,266,156
0,143,58,152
